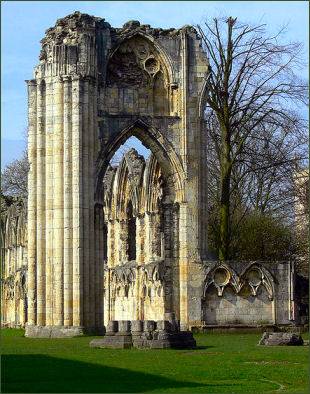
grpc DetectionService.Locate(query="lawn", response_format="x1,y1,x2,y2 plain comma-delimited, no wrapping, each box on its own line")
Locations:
1,329,308,393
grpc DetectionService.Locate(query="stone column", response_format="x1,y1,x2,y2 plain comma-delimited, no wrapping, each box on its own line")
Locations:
71,76,83,327
27,79,37,325
45,78,54,325
63,76,73,326
88,78,95,330
53,78,64,326
98,209,104,328
82,77,90,328
94,205,101,328
178,203,188,329
36,80,46,326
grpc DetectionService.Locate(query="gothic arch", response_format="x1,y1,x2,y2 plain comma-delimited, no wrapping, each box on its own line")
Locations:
203,264,241,298
108,32,175,85
96,119,185,202
240,263,275,300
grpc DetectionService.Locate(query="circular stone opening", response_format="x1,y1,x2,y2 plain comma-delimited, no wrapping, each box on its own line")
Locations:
144,57,158,74
214,268,230,286
247,268,262,286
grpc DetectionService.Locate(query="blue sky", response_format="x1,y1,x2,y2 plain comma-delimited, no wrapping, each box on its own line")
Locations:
1,0,309,166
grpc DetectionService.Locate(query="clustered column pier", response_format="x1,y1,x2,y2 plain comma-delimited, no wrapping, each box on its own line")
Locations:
25,13,108,337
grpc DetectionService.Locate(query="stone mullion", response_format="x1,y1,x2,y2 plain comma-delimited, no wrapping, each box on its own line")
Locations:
115,220,121,264
63,76,73,326
107,220,114,267
53,78,64,326
82,78,90,328
136,215,143,264
36,80,46,326
144,213,151,262
88,78,95,329
45,78,54,325
72,76,84,327
149,213,156,261
26,79,37,325
121,220,129,262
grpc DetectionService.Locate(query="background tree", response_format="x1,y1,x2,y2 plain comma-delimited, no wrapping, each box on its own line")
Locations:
1,151,29,198
198,17,308,260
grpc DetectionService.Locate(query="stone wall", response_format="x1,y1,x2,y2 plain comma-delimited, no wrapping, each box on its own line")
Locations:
1,196,28,327
203,285,273,325
187,261,295,328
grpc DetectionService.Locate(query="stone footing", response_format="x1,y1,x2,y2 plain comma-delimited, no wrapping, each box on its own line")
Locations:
89,319,196,349
25,325,104,338
259,332,304,346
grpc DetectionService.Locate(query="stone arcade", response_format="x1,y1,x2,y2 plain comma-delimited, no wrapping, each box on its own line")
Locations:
1,12,297,339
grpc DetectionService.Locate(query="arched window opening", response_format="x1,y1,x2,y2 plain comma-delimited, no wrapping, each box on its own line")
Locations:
109,136,151,166
153,71,168,115
127,201,136,261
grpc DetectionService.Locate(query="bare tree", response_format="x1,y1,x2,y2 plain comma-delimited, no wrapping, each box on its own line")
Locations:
206,112,308,259
198,17,308,260
1,151,29,197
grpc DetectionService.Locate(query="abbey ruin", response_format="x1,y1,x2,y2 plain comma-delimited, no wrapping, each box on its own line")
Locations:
1,12,298,337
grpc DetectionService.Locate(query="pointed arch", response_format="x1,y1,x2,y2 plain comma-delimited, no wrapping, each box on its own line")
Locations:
96,119,185,202
240,262,275,300
108,31,175,85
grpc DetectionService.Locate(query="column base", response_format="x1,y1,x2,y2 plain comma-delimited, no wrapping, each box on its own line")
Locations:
25,324,105,338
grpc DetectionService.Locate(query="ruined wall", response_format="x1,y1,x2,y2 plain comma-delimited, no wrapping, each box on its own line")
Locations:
189,261,295,328
103,149,176,323
1,196,28,327
22,11,297,337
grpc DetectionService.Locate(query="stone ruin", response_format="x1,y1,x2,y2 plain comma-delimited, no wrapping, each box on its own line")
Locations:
90,314,196,349
1,12,305,342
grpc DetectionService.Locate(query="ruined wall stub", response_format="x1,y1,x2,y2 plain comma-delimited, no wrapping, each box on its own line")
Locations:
25,12,209,336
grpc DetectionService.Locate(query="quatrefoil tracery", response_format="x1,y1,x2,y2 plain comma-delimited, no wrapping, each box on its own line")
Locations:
204,264,274,300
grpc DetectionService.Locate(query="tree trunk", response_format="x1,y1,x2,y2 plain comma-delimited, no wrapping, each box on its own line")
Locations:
219,122,232,261
219,168,231,260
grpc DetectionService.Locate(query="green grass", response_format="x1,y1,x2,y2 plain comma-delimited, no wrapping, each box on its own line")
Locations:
1,329,308,393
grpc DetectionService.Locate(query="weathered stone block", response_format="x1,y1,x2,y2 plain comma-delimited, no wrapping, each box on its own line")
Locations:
259,332,304,346
157,320,172,332
117,320,131,333
144,320,156,332
131,320,143,333
106,320,118,334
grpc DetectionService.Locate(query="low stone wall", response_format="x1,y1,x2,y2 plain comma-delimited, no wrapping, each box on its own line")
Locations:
188,260,296,328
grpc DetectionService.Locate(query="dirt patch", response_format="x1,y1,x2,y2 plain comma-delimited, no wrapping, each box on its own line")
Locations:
245,360,300,365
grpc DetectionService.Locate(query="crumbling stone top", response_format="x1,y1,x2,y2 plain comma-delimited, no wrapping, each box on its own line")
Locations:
41,11,110,46
41,11,199,47
115,20,199,39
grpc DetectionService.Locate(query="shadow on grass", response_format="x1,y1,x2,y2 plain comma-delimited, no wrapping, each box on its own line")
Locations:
195,345,214,350
2,354,211,393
